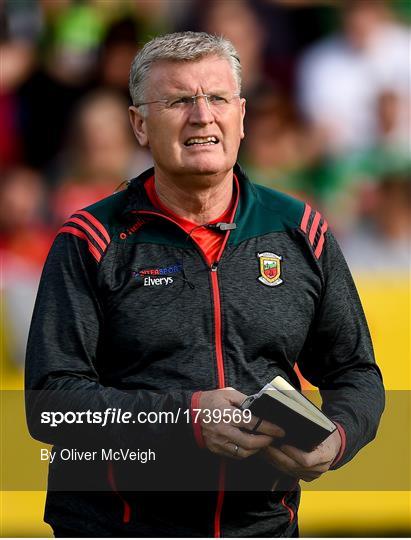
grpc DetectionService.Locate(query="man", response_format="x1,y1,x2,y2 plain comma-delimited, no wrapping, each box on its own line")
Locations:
26,32,384,537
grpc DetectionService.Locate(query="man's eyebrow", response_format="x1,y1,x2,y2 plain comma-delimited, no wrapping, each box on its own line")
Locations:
162,79,191,93
206,89,233,95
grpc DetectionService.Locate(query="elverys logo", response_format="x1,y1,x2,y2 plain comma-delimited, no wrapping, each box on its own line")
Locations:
132,263,183,287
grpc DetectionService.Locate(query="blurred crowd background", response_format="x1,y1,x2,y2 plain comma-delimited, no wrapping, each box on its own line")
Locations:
1,0,410,369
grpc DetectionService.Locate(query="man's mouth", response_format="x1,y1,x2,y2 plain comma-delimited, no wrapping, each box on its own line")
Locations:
184,136,219,147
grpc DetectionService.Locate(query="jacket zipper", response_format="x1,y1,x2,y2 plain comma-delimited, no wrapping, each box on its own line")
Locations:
210,263,225,389
208,199,238,538
133,184,239,538
281,493,295,523
107,462,131,524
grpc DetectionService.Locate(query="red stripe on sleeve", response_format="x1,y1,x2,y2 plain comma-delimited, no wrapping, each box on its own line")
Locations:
300,203,311,233
330,421,347,468
68,217,108,251
75,210,110,243
314,220,328,259
308,211,321,245
58,226,102,262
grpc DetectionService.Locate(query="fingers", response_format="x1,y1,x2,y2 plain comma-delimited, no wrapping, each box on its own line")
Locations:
215,441,260,461
201,422,274,461
280,444,333,468
221,405,285,439
225,424,273,450
223,387,248,407
263,445,299,476
249,417,285,438
202,422,273,452
224,441,260,460
199,389,284,438
263,445,332,481
298,470,325,482
203,432,262,460
216,443,243,460
197,387,286,461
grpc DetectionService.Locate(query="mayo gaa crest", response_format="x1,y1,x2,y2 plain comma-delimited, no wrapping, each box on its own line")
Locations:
257,252,283,287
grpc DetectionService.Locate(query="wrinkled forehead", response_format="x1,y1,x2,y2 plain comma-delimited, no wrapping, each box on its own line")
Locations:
146,55,238,97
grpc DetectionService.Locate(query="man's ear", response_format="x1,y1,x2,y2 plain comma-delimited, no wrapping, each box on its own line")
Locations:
129,106,149,147
240,98,246,140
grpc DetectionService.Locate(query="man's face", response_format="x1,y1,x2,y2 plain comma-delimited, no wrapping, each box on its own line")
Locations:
129,55,246,180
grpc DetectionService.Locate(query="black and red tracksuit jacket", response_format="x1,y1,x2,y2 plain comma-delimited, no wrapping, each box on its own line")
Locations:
25,164,384,537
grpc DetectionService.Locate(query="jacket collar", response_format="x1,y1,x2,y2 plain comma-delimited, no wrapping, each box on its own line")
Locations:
121,168,157,220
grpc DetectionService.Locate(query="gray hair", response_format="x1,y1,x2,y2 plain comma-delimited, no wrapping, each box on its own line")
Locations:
129,31,242,109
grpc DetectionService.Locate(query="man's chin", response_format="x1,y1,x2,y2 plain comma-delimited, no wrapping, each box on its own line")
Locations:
181,158,232,177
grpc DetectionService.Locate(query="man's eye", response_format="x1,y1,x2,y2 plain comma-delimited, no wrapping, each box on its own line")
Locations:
169,97,192,108
209,95,228,104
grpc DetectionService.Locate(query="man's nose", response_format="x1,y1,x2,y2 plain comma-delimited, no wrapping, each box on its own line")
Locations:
188,95,214,123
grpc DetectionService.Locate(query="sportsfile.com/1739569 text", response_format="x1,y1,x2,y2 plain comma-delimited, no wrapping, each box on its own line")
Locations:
40,408,253,427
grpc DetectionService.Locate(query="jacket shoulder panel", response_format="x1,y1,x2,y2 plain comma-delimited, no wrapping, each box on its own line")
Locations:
254,184,328,259
232,182,304,242
253,184,306,228
83,189,128,228
56,190,127,263
234,182,328,260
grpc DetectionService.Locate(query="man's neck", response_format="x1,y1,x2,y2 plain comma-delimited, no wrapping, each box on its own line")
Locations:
153,169,234,224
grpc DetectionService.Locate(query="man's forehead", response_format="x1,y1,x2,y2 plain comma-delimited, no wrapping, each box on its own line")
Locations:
147,55,236,93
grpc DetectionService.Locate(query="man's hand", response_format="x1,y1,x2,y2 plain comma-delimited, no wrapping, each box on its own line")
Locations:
262,429,342,481
197,387,284,460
